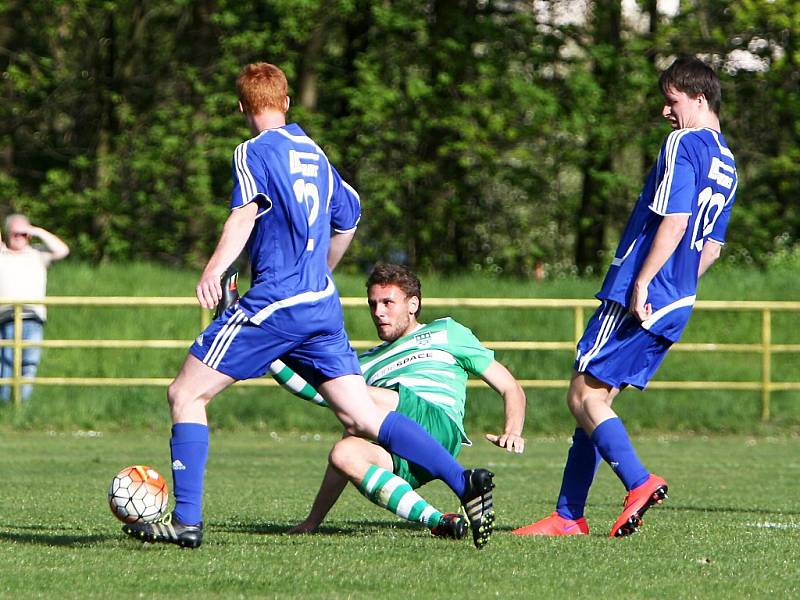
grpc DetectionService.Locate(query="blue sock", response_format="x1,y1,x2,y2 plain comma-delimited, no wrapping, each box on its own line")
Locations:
591,417,649,491
170,422,209,525
556,428,601,520
378,411,466,497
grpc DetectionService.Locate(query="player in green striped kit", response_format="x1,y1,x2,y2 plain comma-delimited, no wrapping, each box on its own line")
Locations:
276,264,526,548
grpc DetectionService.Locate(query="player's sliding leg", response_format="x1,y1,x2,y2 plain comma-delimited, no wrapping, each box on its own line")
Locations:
319,374,495,548
269,359,327,406
359,466,467,538
337,436,467,539
122,355,234,548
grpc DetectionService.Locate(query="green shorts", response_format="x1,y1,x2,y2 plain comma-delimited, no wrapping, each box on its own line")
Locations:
391,386,463,489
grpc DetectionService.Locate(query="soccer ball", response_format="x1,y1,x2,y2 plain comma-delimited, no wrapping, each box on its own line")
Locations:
108,465,169,524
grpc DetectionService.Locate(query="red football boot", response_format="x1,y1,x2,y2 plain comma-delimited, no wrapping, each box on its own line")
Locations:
512,512,589,536
609,474,668,538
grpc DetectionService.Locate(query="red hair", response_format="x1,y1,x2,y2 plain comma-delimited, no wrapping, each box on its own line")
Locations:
236,62,289,114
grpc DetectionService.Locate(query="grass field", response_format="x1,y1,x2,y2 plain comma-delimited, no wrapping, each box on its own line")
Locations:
1,262,798,597
0,430,798,599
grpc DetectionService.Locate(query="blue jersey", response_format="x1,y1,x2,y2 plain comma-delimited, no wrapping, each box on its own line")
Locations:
598,127,737,342
229,123,361,333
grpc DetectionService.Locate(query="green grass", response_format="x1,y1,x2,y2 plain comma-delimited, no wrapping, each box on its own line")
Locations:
0,431,798,598
1,260,798,432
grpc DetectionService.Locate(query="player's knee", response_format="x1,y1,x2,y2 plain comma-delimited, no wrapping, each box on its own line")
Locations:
565,382,585,416
167,379,202,412
329,439,358,474
338,414,379,440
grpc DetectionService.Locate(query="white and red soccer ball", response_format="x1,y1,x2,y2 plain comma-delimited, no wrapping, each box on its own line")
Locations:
108,465,169,524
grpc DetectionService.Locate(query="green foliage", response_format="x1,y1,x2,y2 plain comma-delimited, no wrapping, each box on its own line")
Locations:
0,1,798,273
0,431,798,598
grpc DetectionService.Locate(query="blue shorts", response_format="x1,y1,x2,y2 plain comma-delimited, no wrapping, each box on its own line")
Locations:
189,306,361,387
574,300,672,390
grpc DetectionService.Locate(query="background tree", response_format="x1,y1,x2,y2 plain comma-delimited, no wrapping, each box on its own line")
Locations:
0,0,796,274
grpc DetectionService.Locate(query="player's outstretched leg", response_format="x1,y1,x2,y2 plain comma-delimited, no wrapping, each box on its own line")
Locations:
122,512,204,548
609,474,668,538
460,468,495,549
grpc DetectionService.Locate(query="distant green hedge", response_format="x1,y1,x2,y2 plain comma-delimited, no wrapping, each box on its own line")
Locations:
1,261,797,433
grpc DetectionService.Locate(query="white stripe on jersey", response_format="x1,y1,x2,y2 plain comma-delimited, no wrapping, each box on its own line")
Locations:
708,129,735,159
366,349,458,385
611,239,637,267
577,302,626,372
651,129,694,215
203,310,246,369
249,276,336,325
641,295,696,331
415,391,457,407
326,160,334,212
274,127,322,149
341,180,361,201
381,376,454,391
234,141,257,203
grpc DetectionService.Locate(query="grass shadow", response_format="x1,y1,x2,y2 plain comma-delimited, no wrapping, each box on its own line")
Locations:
214,518,423,536
0,524,113,547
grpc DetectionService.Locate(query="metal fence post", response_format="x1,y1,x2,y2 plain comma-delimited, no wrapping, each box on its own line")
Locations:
761,308,771,422
12,302,22,406
573,306,584,347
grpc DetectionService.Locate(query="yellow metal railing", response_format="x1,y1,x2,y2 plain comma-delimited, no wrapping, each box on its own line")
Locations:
1,297,799,420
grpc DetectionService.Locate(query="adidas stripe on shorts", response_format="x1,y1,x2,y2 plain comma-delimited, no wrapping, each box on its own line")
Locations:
574,300,672,390
189,304,361,386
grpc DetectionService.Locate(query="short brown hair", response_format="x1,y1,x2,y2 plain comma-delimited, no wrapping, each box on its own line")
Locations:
236,62,289,114
366,263,422,317
659,56,721,115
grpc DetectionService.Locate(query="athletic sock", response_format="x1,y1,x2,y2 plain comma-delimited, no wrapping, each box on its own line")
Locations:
358,465,443,528
591,417,649,491
170,422,209,526
377,411,466,498
556,427,601,520
268,359,327,407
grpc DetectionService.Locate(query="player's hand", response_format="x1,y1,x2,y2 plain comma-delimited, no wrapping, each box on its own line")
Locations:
196,269,223,309
485,432,525,454
629,281,652,322
287,520,320,535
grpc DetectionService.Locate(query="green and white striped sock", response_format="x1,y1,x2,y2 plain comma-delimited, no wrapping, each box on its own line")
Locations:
358,465,443,529
268,359,328,407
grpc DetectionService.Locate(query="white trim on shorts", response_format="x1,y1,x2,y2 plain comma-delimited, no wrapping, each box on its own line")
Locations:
577,301,627,373
202,309,247,369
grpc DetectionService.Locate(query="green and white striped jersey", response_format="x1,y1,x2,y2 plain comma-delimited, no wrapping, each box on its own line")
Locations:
358,317,494,443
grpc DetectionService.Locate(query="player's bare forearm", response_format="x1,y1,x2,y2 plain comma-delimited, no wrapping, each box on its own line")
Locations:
196,203,257,309
630,214,689,321
698,240,722,277
481,361,526,453
328,230,355,271
289,462,349,533
28,226,70,260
